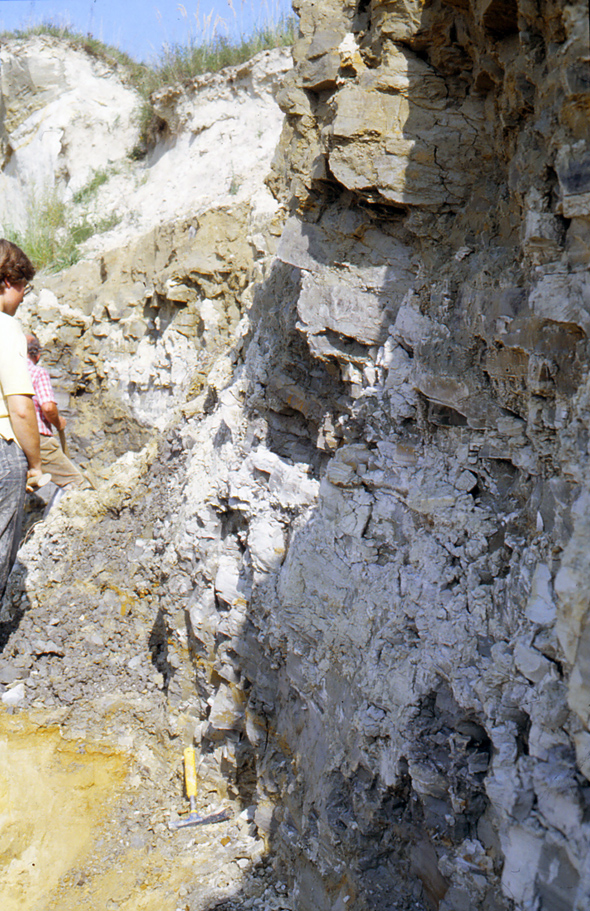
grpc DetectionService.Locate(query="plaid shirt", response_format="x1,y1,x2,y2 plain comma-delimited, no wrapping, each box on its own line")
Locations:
27,359,55,436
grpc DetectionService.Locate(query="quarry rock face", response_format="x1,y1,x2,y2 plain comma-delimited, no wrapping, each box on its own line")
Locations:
262,3,590,905
0,38,290,479
1,2,590,909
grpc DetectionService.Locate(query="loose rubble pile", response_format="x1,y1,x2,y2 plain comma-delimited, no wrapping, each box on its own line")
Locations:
0,444,293,911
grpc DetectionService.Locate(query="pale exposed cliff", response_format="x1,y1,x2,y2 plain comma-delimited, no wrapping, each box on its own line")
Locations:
1,3,590,910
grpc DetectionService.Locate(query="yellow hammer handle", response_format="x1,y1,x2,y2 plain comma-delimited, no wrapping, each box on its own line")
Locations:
184,746,198,798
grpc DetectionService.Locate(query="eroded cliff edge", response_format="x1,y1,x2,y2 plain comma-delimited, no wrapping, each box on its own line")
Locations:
1,2,590,909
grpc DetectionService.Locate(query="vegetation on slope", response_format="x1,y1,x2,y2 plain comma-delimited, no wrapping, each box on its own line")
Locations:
4,181,121,273
0,8,296,96
0,7,296,271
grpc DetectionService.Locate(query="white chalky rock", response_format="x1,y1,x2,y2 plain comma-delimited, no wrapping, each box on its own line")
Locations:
525,563,556,625
573,731,590,779
2,683,25,706
214,557,250,608
501,826,543,905
208,683,246,731
514,641,553,684
248,516,286,573
454,470,478,492
0,37,140,229
268,462,319,508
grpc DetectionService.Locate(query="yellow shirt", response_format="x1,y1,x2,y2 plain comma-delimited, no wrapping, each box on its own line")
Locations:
0,312,34,442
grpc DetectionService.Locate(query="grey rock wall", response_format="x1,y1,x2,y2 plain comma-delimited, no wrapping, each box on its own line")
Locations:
235,1,590,908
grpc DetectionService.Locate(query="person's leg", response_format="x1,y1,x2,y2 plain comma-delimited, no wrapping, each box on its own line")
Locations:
40,435,85,488
0,439,27,604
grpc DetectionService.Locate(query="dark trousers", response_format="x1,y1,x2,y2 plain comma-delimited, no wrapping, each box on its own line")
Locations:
0,439,27,605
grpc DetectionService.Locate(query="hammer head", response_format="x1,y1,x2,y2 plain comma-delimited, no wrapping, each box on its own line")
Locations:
170,808,231,830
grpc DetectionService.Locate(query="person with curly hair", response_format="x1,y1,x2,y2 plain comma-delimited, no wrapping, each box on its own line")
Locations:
0,239,42,603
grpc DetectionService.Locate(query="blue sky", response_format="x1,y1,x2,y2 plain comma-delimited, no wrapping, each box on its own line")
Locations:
0,0,294,62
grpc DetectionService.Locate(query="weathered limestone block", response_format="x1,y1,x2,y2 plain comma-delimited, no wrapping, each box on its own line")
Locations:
532,759,584,839
525,564,557,625
556,142,590,217
275,70,313,119
529,271,590,334
264,463,320,510
248,515,286,573
370,0,427,40
567,216,590,266
207,682,247,732
500,826,544,907
568,620,590,729
513,641,554,685
298,270,391,347
536,843,582,911
328,50,487,207
215,557,251,610
391,303,512,429
188,593,219,649
522,187,566,263
555,491,590,672
414,370,500,429
295,29,344,90
293,0,357,38
278,213,415,361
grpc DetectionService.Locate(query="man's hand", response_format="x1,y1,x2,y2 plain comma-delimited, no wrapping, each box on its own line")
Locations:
41,401,66,431
25,468,51,492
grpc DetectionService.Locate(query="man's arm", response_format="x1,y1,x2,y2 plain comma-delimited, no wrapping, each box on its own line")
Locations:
40,401,66,431
6,394,42,473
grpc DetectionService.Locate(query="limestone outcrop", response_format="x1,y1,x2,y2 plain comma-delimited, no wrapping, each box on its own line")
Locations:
1,2,590,909
0,36,291,478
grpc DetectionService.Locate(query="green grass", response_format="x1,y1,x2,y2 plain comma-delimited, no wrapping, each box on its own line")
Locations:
0,13,296,99
0,7,296,267
146,16,296,92
72,167,111,205
5,190,122,273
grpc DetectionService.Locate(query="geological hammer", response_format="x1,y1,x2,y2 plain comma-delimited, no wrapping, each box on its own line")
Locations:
170,746,231,830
